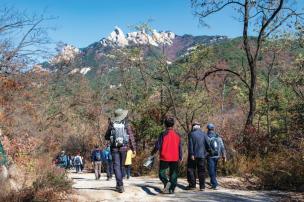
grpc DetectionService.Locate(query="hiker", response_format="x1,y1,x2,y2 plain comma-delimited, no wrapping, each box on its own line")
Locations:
91,145,103,180
124,149,135,179
206,123,227,190
58,151,69,169
74,152,83,173
186,122,210,191
102,144,113,180
105,108,136,193
151,117,183,194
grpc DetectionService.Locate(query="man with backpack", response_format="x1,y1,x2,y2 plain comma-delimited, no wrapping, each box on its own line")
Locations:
74,152,83,173
58,151,69,169
206,123,227,190
151,117,183,194
102,144,113,180
186,122,210,191
105,109,136,193
91,145,103,180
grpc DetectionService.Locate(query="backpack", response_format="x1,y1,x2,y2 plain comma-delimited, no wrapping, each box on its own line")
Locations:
110,122,129,147
75,156,81,165
59,155,66,164
102,149,109,162
95,150,101,161
209,135,220,157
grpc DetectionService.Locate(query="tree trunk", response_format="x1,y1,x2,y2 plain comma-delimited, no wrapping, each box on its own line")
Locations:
245,69,256,128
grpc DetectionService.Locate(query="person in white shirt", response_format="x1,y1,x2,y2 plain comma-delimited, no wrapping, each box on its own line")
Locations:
74,152,83,173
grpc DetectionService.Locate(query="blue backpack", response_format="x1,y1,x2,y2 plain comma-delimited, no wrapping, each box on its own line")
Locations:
95,150,102,161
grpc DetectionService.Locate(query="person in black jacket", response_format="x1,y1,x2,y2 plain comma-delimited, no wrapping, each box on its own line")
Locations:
186,122,210,191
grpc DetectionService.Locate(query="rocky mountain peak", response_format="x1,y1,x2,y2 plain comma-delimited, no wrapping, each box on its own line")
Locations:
100,26,176,48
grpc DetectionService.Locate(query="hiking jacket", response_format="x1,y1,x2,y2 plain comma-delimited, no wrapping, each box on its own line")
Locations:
188,128,210,158
125,149,134,166
102,147,112,162
151,128,183,162
91,149,102,162
74,155,83,166
207,131,226,159
105,122,136,152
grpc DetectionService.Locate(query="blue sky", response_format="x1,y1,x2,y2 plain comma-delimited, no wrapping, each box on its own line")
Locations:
4,0,304,48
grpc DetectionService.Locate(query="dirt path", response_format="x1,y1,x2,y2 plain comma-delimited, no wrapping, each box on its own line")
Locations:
68,171,292,202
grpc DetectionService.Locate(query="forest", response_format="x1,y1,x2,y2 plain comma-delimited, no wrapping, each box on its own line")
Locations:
0,0,304,201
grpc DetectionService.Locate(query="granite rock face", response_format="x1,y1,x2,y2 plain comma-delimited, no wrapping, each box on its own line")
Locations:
100,26,176,48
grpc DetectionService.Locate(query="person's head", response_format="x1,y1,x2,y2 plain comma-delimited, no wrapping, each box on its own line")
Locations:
207,123,215,131
61,150,65,155
192,121,201,130
95,144,99,149
113,108,128,123
164,117,175,128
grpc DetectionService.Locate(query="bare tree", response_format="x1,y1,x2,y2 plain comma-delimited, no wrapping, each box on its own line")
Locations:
0,6,54,74
192,0,304,131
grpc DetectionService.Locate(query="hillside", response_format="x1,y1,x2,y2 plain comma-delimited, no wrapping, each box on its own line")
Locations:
45,27,228,78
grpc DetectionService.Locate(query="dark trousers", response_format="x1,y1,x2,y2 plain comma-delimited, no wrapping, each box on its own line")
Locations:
207,158,218,188
159,161,179,192
104,160,113,178
112,150,127,187
75,165,81,173
187,158,206,189
124,165,131,178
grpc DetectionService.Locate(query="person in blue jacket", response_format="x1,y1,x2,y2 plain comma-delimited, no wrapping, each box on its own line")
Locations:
186,122,210,191
206,123,227,190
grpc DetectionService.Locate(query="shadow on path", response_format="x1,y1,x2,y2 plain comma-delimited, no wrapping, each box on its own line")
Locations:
74,187,116,191
135,184,162,196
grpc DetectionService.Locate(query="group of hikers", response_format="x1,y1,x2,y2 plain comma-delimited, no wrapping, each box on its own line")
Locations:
55,151,84,173
57,108,226,194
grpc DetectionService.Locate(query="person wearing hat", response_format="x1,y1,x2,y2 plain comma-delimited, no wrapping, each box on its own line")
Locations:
186,122,210,191
206,123,227,190
105,108,136,193
150,117,183,194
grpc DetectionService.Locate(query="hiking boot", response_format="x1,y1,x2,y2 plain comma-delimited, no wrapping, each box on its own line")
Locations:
116,186,125,193
162,182,171,194
199,188,205,191
106,177,110,181
211,186,218,190
186,186,196,190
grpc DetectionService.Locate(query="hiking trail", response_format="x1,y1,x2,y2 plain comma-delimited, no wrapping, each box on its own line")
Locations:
67,171,296,202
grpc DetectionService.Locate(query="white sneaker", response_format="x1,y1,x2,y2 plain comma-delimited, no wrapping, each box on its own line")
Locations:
162,182,171,194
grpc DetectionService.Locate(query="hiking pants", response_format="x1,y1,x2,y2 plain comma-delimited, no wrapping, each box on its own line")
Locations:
104,160,113,178
159,161,179,192
94,161,102,179
125,165,131,178
112,149,127,187
207,158,218,188
187,157,206,189
75,165,81,173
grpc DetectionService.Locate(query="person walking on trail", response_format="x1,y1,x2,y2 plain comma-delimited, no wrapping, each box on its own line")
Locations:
105,108,136,193
102,144,113,180
124,149,135,179
186,122,210,191
151,117,183,194
58,151,69,169
206,123,227,190
74,152,83,173
91,145,103,180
